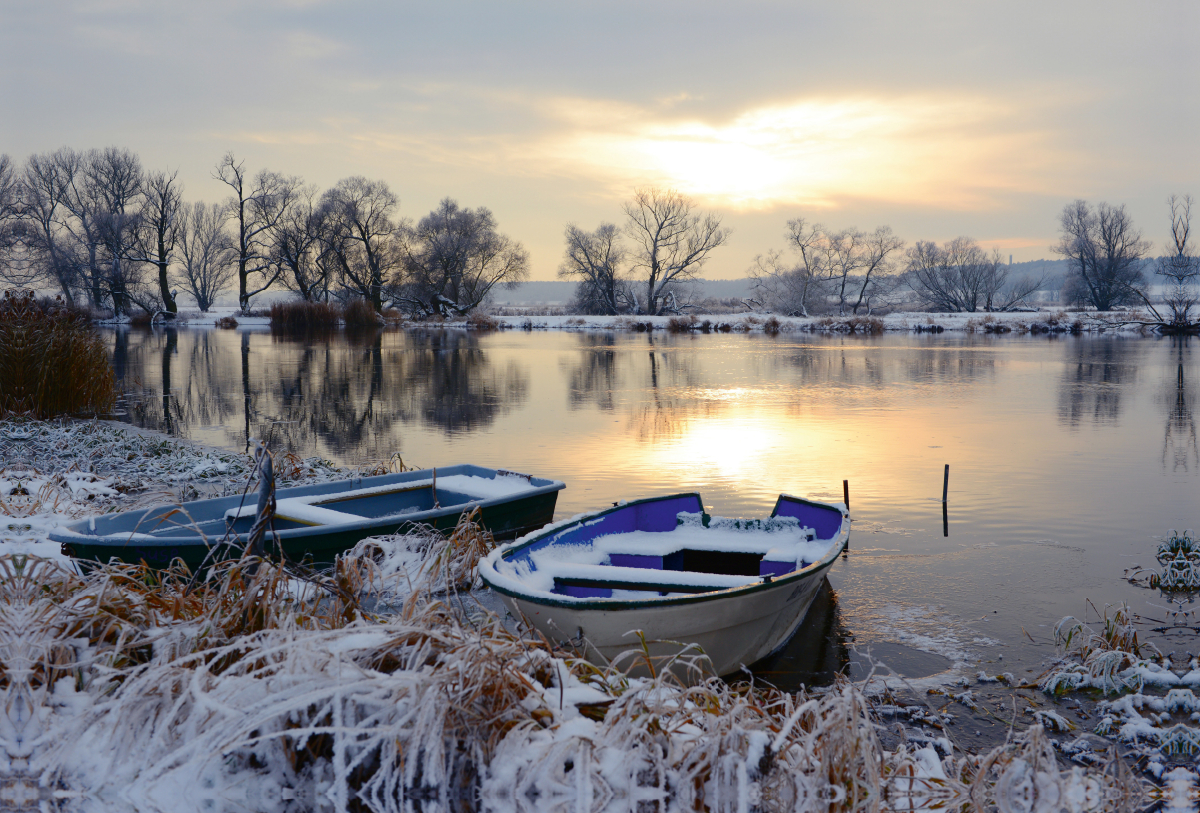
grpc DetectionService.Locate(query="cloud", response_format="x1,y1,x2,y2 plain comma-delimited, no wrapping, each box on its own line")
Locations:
526,94,1072,212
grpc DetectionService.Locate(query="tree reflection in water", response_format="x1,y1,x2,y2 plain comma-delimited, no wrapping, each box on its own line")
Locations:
106,327,529,459
564,332,708,444
1163,338,1199,472
565,332,619,411
400,330,529,434
113,327,243,437
1057,338,1144,427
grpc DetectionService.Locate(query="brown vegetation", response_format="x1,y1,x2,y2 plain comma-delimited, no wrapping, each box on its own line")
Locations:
466,311,501,331
0,292,115,418
342,297,380,329
269,300,341,332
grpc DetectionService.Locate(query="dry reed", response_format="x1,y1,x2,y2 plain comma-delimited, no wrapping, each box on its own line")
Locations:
268,299,342,332
343,297,380,330
0,292,116,419
466,311,501,331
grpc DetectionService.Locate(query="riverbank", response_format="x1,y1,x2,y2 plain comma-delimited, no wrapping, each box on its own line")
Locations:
117,305,1151,336
0,418,1166,810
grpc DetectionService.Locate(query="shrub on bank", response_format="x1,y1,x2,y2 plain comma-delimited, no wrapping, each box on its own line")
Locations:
0,291,116,418
342,298,380,330
269,300,342,332
466,310,500,330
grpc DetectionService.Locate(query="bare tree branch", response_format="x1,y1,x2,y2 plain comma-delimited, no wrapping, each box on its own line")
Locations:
622,188,728,315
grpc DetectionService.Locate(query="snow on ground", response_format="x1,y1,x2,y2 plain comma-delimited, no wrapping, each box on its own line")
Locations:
146,302,1151,336
0,419,353,560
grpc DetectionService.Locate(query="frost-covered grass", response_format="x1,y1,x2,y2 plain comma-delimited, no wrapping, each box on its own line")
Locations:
1042,604,1163,696
1,540,1142,813
0,418,356,559
1040,600,1200,807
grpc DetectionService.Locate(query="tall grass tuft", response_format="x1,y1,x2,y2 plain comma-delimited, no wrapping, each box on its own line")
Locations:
269,300,342,332
466,311,500,331
0,292,115,418
342,297,380,330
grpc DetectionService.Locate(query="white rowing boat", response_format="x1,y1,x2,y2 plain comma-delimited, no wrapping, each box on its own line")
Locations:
479,492,849,678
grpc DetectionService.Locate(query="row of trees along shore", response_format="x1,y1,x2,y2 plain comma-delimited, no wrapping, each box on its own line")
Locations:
562,192,1198,329
0,148,1195,326
0,149,529,318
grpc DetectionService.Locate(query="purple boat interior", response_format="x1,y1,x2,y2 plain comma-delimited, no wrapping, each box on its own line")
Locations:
771,495,844,540
500,492,846,600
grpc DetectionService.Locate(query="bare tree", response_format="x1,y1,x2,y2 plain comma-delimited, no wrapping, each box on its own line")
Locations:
905,237,1008,312
55,148,111,308
823,228,865,315
850,226,906,314
130,169,183,313
395,198,529,317
0,154,24,287
1151,194,1200,331
1054,200,1150,311
214,152,301,311
60,147,145,316
318,177,401,311
747,249,820,316
558,223,634,314
21,149,84,304
272,185,330,302
175,201,236,312
748,218,904,316
622,188,728,315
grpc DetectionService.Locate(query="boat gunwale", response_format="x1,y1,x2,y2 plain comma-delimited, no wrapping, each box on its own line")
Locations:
50,465,566,549
479,492,849,611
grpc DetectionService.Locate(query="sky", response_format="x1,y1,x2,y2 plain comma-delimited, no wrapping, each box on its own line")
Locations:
3,0,1198,280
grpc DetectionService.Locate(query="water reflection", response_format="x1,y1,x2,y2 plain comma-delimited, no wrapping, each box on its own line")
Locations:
111,328,530,457
565,333,619,411
745,580,850,689
1163,339,1199,472
778,339,998,388
400,330,530,433
1057,338,1143,427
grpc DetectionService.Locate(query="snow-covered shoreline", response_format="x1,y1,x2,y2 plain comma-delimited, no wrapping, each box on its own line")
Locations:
109,305,1156,337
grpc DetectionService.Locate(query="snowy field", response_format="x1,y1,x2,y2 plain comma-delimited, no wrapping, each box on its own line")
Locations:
0,419,1180,811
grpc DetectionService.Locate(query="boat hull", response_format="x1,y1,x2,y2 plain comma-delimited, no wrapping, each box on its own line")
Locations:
52,465,564,571
497,560,834,678
480,492,850,679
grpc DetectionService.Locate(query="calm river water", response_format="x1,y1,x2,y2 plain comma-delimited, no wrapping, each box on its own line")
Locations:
104,327,1200,689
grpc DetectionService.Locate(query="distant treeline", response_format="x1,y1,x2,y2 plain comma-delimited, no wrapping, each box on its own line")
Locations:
0,148,1192,320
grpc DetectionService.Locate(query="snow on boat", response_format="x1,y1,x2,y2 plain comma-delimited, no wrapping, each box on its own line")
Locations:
52,465,565,571
479,492,849,678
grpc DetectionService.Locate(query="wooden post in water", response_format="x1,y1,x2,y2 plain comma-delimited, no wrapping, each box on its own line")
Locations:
843,480,850,510
941,464,949,537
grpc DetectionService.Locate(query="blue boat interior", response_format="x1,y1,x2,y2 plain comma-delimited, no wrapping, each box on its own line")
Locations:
500,493,845,599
